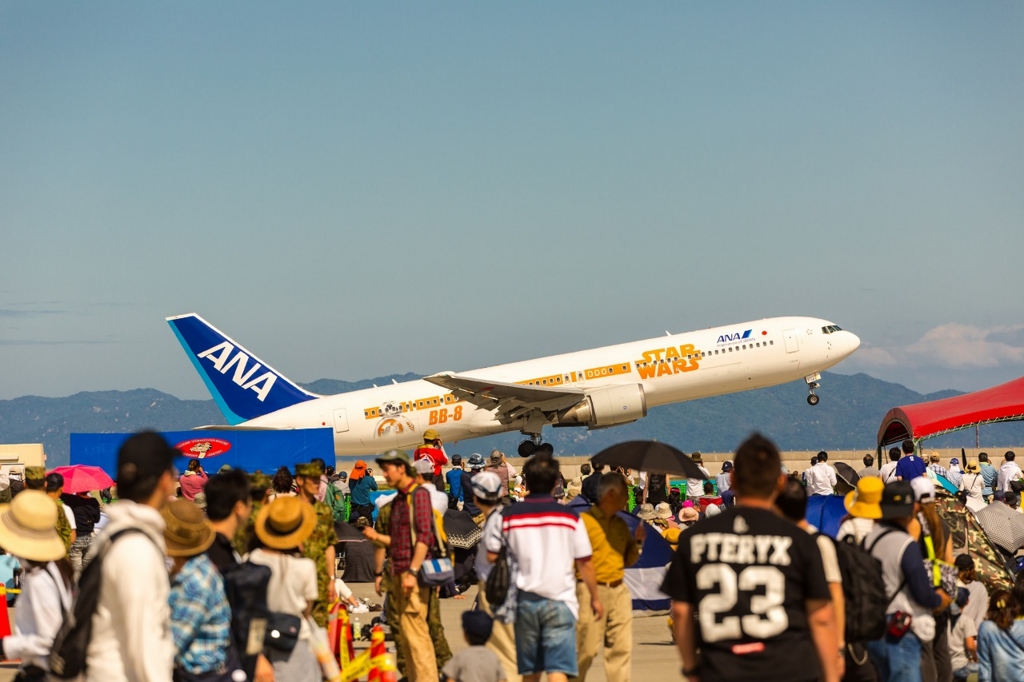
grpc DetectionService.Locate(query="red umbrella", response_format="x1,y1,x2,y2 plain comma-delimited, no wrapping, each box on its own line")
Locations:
49,465,115,494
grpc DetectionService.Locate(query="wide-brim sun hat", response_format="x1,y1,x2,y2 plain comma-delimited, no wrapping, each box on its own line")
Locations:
636,503,656,521
162,498,216,558
678,507,699,523
844,476,884,520
655,502,674,519
255,495,317,550
0,490,66,562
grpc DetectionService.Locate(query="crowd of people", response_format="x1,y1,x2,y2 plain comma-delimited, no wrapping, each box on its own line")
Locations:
1,428,1022,682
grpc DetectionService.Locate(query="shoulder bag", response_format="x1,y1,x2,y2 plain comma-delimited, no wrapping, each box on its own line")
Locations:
408,487,454,587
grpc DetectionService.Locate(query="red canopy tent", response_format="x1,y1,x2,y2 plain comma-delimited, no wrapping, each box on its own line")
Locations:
877,376,1024,449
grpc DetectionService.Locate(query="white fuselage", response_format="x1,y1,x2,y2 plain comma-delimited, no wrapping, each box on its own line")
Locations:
242,316,859,455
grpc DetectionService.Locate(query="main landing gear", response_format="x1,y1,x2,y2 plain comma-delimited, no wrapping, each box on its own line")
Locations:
805,372,821,406
518,436,554,457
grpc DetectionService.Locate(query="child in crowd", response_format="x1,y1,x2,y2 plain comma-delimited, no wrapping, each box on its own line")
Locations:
442,611,506,682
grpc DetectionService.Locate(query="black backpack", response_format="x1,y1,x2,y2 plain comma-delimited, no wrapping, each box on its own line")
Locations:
833,529,896,642
221,560,273,680
49,529,158,679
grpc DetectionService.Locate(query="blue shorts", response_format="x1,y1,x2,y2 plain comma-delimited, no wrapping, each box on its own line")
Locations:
513,592,578,676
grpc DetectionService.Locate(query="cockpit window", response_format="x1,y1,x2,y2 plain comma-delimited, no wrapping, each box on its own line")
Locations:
821,325,843,334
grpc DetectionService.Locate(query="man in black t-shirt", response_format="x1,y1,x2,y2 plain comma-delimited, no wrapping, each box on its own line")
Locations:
662,433,839,682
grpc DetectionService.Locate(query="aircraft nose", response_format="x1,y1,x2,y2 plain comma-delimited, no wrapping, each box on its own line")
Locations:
846,332,861,354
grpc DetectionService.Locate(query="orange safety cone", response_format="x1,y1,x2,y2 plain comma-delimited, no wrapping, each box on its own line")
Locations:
377,653,398,682
0,585,11,638
367,625,386,682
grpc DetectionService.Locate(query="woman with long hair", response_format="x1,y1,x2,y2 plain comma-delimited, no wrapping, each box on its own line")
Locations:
269,466,295,500
910,479,955,682
248,496,321,681
977,578,1024,681
0,490,74,681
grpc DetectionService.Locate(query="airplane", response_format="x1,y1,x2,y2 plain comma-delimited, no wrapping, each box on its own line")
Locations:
167,314,860,457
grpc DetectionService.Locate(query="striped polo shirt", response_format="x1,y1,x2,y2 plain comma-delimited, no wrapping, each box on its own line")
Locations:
484,494,593,618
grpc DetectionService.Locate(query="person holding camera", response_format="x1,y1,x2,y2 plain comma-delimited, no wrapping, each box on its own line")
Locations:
864,481,951,682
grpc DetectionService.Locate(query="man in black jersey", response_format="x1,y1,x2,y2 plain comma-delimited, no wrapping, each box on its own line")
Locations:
662,433,839,682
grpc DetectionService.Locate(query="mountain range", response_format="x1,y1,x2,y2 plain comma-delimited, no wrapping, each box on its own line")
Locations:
3,372,1022,467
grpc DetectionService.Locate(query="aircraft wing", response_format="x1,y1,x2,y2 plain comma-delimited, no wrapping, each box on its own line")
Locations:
192,424,293,431
424,372,584,418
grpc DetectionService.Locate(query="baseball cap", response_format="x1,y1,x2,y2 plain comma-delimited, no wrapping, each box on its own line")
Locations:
462,611,493,645
490,450,502,464
423,429,440,441
412,458,434,476
879,481,916,519
910,477,936,503
954,554,975,571
469,471,503,502
376,450,412,470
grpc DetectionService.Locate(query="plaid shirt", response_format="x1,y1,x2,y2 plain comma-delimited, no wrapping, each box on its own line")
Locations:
169,553,232,674
387,483,435,575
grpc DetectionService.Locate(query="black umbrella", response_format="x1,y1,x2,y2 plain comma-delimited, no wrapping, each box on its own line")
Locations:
443,509,483,549
590,441,706,479
834,462,859,496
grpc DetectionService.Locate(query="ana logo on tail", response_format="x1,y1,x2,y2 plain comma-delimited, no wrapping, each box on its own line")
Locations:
196,342,278,402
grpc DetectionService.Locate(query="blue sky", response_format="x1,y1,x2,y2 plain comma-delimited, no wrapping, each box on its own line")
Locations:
2,1,1023,400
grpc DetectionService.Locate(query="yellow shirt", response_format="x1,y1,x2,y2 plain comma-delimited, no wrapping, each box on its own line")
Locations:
581,506,640,583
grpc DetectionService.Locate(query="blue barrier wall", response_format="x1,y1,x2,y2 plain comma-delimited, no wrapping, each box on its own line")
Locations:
70,428,335,476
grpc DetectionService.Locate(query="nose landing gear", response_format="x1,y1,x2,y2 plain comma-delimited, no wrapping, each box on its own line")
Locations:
805,372,821,406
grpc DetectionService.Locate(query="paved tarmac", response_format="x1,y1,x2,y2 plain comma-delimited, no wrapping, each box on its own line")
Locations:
0,583,676,681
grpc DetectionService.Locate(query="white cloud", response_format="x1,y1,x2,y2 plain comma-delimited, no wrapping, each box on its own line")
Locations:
852,323,1024,371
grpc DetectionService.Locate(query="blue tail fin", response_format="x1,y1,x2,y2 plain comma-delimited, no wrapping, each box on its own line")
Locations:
167,314,316,425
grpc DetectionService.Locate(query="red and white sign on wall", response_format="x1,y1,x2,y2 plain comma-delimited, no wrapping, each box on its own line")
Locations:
175,438,232,459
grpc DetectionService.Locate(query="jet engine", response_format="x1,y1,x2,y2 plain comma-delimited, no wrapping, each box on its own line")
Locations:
555,384,647,429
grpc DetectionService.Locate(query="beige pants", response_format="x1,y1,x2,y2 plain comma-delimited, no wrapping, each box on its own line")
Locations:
392,585,438,682
572,582,633,682
478,580,522,682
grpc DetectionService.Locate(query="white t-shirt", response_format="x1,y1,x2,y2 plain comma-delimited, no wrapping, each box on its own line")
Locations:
961,580,989,632
836,517,876,544
477,510,503,583
249,549,318,640
686,466,710,498
807,528,841,584
805,462,838,496
998,462,1023,492
62,504,76,531
879,461,899,483
482,497,592,619
959,473,985,501
948,614,978,671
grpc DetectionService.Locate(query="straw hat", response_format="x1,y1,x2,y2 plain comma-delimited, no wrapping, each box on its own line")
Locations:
162,498,215,558
255,495,316,550
0,490,66,562
636,503,656,521
844,476,884,520
655,502,674,520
